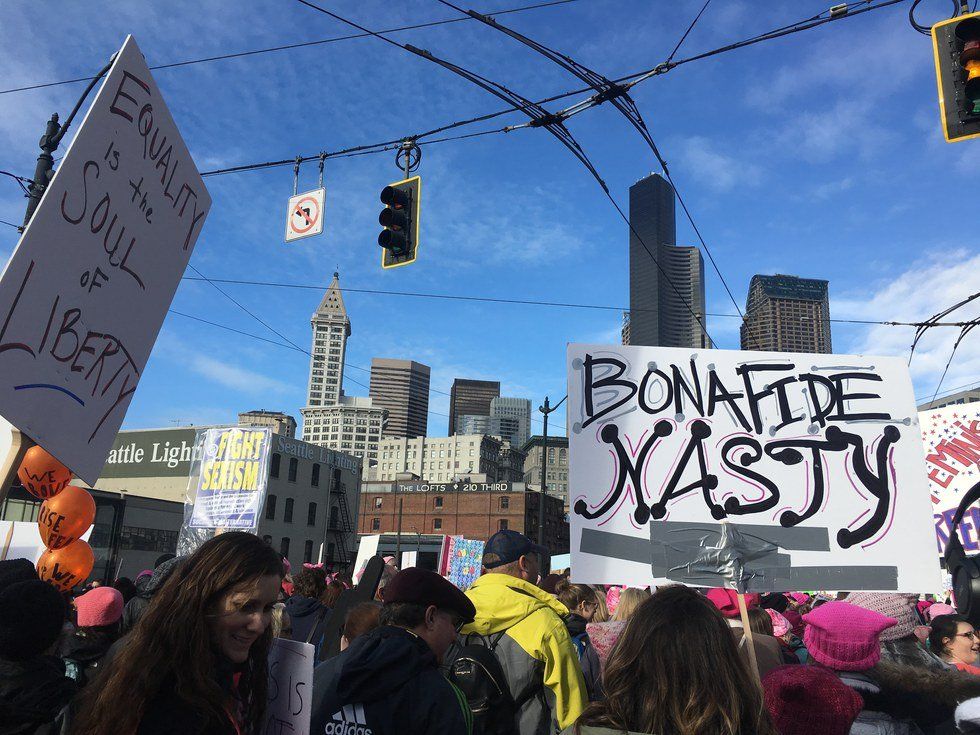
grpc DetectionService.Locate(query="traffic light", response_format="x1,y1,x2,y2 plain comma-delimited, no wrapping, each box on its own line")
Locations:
378,176,421,269
933,11,980,143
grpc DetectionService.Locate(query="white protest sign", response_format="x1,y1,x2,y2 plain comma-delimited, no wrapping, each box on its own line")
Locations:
0,521,92,563
0,35,211,484
921,403,980,555
284,188,324,243
567,343,941,593
266,638,314,735
352,534,380,581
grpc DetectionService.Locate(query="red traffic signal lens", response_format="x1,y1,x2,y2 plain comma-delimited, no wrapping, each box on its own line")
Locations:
380,185,409,209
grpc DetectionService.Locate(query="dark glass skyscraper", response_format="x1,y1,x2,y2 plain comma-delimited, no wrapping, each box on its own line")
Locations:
448,379,500,435
628,173,709,348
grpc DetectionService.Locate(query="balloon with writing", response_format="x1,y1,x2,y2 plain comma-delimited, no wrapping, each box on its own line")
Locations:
38,485,96,549
37,539,95,592
17,445,73,500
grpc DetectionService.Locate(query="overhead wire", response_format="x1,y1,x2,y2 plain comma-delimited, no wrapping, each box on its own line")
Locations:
177,274,974,329
0,0,583,96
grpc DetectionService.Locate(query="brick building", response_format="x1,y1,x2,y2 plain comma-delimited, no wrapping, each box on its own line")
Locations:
357,481,568,553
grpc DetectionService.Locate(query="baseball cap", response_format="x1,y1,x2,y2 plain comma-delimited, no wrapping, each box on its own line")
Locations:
482,529,548,569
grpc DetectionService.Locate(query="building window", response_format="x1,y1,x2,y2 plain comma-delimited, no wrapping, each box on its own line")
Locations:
499,496,510,509
434,496,443,508
288,457,298,482
371,518,380,531
498,519,509,531
271,453,281,478
280,537,290,558
327,542,336,561
433,518,442,531
303,540,313,563
284,498,294,523
312,463,320,487
374,497,383,509
265,495,277,520
307,502,317,526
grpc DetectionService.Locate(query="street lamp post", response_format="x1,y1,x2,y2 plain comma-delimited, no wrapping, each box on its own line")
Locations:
537,395,566,547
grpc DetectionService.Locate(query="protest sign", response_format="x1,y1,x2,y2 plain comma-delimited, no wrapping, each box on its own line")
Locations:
266,638,314,735
0,36,211,485
188,427,271,529
922,403,980,555
567,343,940,593
0,520,91,563
446,537,484,590
352,534,380,582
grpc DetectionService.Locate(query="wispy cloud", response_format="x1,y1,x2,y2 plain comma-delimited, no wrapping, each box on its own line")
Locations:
674,136,763,192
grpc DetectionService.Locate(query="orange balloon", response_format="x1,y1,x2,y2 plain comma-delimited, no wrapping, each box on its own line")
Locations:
18,445,73,500
37,539,95,592
38,485,95,549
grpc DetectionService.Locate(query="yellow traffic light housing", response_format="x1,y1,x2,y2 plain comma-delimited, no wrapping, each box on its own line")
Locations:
933,11,980,143
379,176,421,269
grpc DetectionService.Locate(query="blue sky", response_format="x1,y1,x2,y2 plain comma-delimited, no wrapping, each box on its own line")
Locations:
2,0,979,438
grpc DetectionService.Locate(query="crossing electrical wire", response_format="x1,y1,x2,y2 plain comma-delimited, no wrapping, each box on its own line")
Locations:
186,0,907,181
0,0,583,96
296,0,717,346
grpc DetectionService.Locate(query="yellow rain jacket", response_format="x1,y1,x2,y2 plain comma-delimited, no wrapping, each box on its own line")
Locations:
461,573,588,734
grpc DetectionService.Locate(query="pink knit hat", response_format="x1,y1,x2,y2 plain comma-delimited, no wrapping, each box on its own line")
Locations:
925,603,957,622
844,592,918,641
803,601,896,671
706,588,760,619
787,592,810,606
605,586,622,615
74,586,124,628
766,608,792,638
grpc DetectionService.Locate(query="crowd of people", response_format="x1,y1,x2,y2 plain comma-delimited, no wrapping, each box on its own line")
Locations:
4,528,980,734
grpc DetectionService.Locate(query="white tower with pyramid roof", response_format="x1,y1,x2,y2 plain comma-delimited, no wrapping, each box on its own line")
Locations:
301,273,386,472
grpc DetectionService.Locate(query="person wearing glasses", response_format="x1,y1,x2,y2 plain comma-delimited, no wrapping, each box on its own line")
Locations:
929,614,980,675
555,579,603,701
310,567,476,735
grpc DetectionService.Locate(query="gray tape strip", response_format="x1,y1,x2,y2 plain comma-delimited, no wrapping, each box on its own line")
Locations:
650,520,831,552
580,526,898,592
580,528,651,563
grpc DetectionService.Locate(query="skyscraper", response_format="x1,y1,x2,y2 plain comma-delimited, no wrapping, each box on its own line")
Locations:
369,358,430,438
628,173,709,348
301,273,386,469
449,379,500,435
490,396,531,449
740,274,832,354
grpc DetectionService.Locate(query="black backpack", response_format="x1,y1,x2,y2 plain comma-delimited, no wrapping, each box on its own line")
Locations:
447,629,541,735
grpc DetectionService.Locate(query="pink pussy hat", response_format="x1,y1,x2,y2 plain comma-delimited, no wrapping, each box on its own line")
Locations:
766,608,792,638
803,601,896,671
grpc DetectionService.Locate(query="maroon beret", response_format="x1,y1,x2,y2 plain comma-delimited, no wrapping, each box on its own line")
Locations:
382,567,476,622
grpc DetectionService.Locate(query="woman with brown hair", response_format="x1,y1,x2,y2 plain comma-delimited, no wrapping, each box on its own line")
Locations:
566,585,776,735
70,531,283,735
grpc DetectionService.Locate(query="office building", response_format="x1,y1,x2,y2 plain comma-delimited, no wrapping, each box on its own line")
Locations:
238,410,297,438
375,434,508,483
448,379,499,434
300,273,387,470
369,358,430,438
522,435,570,510
918,386,980,411
628,173,709,348
490,397,531,448
740,274,832,354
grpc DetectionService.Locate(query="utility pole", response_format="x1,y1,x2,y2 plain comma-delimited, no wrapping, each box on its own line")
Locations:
395,495,404,564
537,395,566,547
20,56,115,230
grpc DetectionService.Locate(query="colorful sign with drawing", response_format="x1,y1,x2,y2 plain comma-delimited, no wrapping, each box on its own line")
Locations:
0,36,211,484
921,403,980,554
188,427,271,529
567,343,940,593
446,537,484,590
